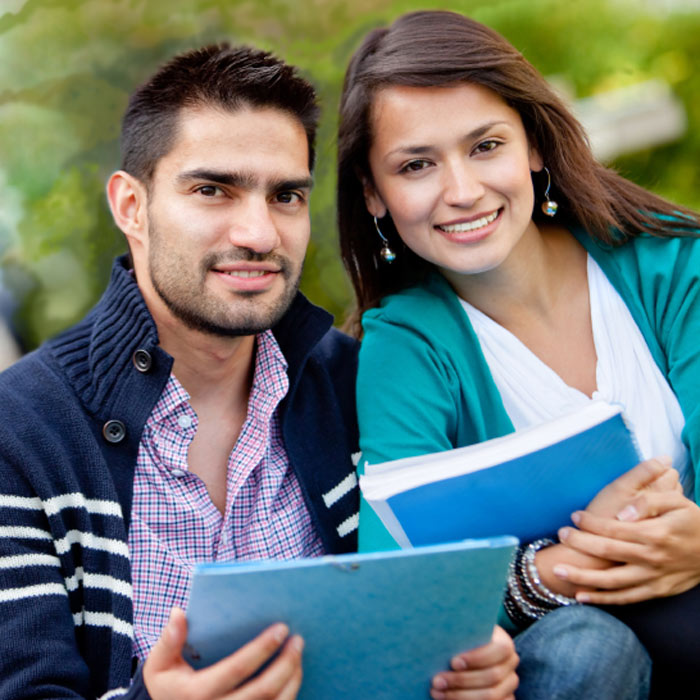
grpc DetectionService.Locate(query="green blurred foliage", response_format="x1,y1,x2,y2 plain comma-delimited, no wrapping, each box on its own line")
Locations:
1,0,699,347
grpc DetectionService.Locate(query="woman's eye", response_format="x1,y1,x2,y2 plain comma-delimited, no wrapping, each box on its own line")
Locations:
400,160,431,174
474,140,500,154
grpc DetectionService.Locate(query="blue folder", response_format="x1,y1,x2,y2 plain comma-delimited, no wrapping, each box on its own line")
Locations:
184,536,517,700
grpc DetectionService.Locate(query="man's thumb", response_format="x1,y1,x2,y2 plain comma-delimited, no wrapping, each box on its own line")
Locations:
147,607,187,672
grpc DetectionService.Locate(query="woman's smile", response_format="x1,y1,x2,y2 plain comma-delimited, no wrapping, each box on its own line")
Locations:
365,82,543,279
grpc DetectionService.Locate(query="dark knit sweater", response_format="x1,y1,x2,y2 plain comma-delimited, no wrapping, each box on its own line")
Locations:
0,256,359,699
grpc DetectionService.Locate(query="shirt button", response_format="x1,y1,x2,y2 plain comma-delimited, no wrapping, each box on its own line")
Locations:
132,348,153,373
102,419,126,444
171,469,187,478
177,414,193,429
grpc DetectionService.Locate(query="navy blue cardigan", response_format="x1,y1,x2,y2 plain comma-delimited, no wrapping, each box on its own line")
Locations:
0,256,359,699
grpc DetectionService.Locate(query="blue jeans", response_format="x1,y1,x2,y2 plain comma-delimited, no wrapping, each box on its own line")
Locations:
514,606,651,700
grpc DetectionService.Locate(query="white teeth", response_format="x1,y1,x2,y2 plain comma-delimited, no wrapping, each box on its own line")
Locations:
225,270,268,278
440,210,499,233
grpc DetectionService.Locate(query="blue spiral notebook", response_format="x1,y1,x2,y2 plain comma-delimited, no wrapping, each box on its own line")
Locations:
184,537,517,699
360,401,641,546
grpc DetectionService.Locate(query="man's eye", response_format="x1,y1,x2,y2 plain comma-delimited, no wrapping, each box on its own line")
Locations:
276,191,302,204
196,185,222,197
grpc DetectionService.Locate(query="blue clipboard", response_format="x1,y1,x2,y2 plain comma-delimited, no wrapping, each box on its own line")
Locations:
184,536,516,700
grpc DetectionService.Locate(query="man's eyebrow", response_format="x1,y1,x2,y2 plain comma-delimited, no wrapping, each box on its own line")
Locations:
176,169,257,188
176,170,313,193
269,177,314,193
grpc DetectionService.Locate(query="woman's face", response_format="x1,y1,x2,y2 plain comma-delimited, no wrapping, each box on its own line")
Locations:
365,82,543,280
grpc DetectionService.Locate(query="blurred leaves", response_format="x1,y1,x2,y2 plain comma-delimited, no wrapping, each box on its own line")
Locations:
1,0,699,347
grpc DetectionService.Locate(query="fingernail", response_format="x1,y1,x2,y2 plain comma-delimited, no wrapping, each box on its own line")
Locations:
558,526,571,541
571,512,581,525
576,592,591,603
658,455,672,468
272,624,289,643
452,656,467,671
433,676,448,690
616,504,639,522
553,565,568,579
291,635,304,652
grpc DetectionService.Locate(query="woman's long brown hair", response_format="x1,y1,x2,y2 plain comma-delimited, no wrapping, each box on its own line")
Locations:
337,10,698,332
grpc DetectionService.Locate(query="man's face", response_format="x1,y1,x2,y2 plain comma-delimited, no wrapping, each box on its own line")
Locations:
139,104,312,337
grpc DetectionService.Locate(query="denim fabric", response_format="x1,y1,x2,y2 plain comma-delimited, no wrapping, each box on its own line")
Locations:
514,606,651,700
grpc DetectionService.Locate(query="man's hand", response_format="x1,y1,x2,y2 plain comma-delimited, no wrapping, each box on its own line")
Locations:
143,607,304,700
430,626,519,700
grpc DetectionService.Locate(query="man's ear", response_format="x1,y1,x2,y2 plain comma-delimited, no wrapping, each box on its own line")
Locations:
361,177,387,219
106,170,148,248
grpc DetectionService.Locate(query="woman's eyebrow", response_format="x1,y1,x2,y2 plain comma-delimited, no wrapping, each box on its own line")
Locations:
384,121,511,159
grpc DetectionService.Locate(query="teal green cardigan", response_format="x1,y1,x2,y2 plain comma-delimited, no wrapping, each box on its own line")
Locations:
356,228,700,554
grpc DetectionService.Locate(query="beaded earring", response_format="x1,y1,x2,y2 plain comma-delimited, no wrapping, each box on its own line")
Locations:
374,215,396,263
541,167,559,217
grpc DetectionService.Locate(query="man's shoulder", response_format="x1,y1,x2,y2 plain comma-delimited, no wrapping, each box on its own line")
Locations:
313,326,358,360
0,346,79,454
0,345,63,398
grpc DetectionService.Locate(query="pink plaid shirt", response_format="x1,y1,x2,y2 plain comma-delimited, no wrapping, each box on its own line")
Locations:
128,330,324,660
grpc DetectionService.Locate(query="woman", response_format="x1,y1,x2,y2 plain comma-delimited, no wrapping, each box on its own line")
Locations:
337,10,700,699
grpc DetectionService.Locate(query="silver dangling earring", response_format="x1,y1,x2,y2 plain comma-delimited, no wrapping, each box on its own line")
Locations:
374,215,396,263
541,167,559,217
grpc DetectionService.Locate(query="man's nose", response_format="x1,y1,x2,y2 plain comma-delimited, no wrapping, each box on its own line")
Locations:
228,196,281,253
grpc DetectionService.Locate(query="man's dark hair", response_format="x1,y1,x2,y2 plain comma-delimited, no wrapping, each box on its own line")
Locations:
121,43,320,182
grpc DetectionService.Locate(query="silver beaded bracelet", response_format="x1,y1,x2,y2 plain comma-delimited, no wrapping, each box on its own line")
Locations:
522,538,578,608
505,546,552,624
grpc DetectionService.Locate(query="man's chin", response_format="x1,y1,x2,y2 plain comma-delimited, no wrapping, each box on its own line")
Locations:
165,292,298,338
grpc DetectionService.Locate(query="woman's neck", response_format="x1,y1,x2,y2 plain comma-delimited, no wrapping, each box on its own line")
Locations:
443,223,586,329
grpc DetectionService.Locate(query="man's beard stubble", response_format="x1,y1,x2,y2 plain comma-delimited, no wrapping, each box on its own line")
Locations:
149,241,302,338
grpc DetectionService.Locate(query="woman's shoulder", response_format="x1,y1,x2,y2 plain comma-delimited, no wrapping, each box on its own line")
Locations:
574,223,700,270
362,273,459,328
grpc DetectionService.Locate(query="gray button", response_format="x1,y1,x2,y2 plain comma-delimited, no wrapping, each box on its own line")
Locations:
132,349,153,373
171,469,187,478
102,420,126,444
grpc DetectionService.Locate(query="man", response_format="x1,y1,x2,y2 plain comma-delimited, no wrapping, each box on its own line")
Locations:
0,44,359,699
0,44,518,700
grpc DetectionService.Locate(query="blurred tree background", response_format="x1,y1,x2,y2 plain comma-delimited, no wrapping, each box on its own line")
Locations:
1,0,699,349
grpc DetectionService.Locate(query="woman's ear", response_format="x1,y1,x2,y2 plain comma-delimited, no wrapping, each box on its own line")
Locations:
106,170,148,247
362,177,388,219
528,144,544,173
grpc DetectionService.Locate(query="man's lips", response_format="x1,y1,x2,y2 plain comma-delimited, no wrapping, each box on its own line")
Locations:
214,269,276,278
211,263,281,277
436,208,502,233
210,265,281,291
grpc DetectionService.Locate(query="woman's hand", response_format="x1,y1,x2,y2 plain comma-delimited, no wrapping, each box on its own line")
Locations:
534,457,682,597
582,457,680,519
430,626,519,700
554,487,700,604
